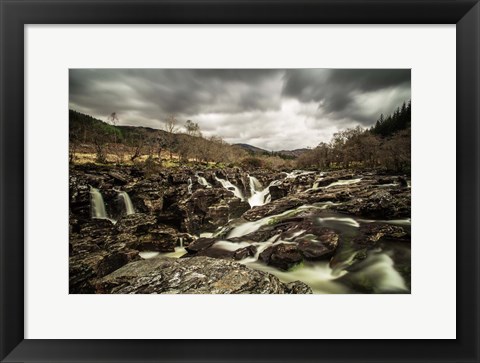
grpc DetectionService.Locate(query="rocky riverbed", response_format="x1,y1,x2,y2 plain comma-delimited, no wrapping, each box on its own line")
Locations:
69,164,411,294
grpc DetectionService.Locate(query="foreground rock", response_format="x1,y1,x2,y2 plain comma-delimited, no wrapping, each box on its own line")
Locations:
353,223,409,247
332,189,410,219
96,256,312,294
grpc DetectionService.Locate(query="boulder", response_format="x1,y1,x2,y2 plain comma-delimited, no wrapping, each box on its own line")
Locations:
353,223,408,247
259,243,303,270
123,226,178,252
115,213,157,234
96,256,313,294
185,237,218,254
69,249,139,293
233,245,257,260
242,197,307,221
333,190,410,219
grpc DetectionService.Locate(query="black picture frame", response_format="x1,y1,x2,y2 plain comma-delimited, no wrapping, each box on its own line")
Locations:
1,1,479,362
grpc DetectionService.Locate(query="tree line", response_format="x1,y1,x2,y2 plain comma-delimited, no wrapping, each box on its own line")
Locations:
69,110,248,166
296,101,411,172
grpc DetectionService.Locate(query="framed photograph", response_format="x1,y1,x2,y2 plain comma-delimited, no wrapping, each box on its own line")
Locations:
1,0,479,362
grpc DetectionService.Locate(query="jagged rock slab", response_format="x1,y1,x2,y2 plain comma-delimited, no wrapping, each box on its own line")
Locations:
96,256,312,294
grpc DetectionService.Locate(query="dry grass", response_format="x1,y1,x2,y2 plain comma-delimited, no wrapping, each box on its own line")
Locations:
70,143,181,166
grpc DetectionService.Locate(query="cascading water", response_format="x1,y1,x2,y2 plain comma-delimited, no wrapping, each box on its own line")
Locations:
132,169,409,294
324,178,362,189
118,191,135,215
215,176,244,200
187,177,193,194
247,175,272,208
90,187,108,219
284,170,315,179
196,174,212,188
249,175,263,192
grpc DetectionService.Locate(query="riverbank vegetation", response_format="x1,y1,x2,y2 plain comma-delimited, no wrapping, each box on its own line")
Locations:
69,100,411,173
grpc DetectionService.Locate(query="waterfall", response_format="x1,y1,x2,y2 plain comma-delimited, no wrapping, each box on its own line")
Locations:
90,187,108,219
196,174,212,188
118,191,135,215
187,177,193,194
214,176,244,200
248,175,263,194
179,237,184,248
248,176,281,208
248,185,272,208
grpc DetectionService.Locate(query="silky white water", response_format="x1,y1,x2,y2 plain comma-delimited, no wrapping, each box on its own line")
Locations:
118,191,135,215
196,175,212,188
345,251,408,293
139,247,187,259
284,170,315,179
249,175,263,192
227,205,322,239
187,177,193,194
325,178,362,188
215,176,244,200
248,176,272,208
90,187,108,219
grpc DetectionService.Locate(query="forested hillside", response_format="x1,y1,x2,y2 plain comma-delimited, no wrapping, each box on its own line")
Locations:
297,100,411,172
70,100,410,172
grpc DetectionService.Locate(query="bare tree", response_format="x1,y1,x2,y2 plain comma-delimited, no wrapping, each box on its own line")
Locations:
164,115,178,159
108,112,119,126
107,112,120,145
185,120,201,137
165,114,178,134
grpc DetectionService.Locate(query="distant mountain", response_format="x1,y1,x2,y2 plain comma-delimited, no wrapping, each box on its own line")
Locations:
233,143,309,159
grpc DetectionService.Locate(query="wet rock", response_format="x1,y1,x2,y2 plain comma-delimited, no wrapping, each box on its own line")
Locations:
115,213,157,234
269,184,289,201
233,245,257,260
225,198,250,219
259,243,303,270
242,197,307,221
185,237,218,254
297,240,335,260
353,223,408,247
69,248,140,293
398,176,409,187
193,247,235,260
96,252,132,278
181,189,249,233
286,281,313,294
205,204,230,229
315,176,339,187
96,256,312,294
107,171,130,185
168,172,192,185
79,218,115,238
332,190,410,219
70,252,108,293
122,226,178,252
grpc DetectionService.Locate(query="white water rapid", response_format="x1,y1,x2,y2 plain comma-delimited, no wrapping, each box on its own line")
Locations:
118,191,135,215
90,187,108,219
247,176,272,208
215,176,244,200
187,177,193,194
196,174,212,188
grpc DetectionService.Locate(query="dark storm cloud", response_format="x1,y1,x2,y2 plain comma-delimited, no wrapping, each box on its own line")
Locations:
69,69,282,120
69,68,410,150
282,69,411,125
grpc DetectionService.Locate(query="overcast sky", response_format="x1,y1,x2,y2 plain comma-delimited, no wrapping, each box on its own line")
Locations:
69,69,410,151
